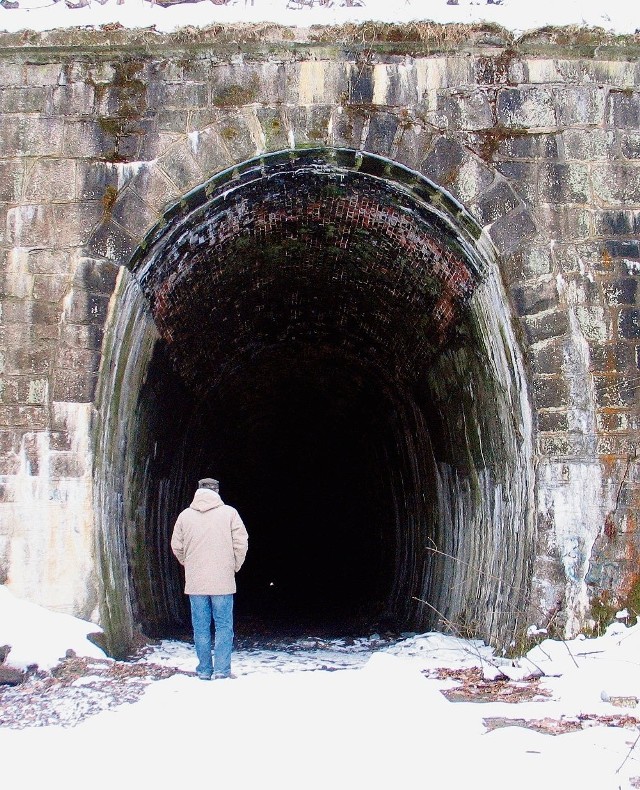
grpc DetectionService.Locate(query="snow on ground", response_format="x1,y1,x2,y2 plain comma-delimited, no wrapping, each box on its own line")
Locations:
2,586,640,788
0,0,637,36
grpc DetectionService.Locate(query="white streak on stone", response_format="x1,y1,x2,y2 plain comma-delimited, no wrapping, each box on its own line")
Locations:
298,61,326,105
0,403,97,621
113,160,148,191
372,64,389,105
188,131,200,157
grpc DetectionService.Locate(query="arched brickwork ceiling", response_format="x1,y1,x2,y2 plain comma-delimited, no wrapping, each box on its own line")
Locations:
131,149,488,399
95,148,534,655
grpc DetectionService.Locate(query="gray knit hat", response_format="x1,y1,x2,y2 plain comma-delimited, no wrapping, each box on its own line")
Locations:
198,478,219,492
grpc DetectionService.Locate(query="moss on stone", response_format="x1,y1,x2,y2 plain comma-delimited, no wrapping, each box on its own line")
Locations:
213,76,260,107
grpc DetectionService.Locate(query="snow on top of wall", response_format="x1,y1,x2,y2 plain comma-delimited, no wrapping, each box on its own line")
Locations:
0,0,637,36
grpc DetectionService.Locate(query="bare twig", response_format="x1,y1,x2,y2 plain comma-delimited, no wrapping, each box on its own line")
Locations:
616,728,640,775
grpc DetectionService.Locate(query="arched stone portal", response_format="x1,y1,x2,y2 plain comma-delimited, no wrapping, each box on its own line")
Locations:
93,148,534,656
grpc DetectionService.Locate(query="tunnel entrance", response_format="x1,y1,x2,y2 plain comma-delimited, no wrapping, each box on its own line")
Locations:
94,149,535,656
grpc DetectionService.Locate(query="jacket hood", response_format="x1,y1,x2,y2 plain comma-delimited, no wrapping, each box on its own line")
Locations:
190,488,224,513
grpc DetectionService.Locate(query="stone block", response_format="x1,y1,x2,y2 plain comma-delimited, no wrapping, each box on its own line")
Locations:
606,240,640,261
286,106,333,149
575,306,609,342
532,205,591,242
619,309,640,340
487,208,537,256
594,375,636,408
597,435,639,456
348,64,374,105
496,87,556,129
538,162,589,204
533,376,568,409
210,62,284,107
25,63,62,86
31,301,61,327
496,162,537,203
528,341,564,374
538,434,596,458
2,376,48,408
256,106,290,152
589,341,634,373
420,136,465,191
596,411,632,433
148,81,207,110
52,370,96,403
621,132,640,160
0,430,21,455
0,300,33,324
63,119,120,158
49,431,71,451
74,258,119,295
512,278,559,316
87,219,139,264
561,129,616,161
504,245,553,281
491,131,560,161
523,309,570,345
557,273,601,306
554,86,606,127
54,202,103,249
593,210,640,237
0,405,46,429
592,164,640,206
111,188,159,240
32,275,70,303
4,346,53,376
607,91,640,130
76,161,119,201
0,116,64,157
537,410,570,433
437,89,493,131
27,249,75,276
364,112,400,158
0,455,20,476
128,164,179,213
6,204,54,247
0,61,26,86
602,278,638,306
24,159,76,203
449,155,495,206
158,140,204,192
0,86,49,114
329,106,368,151
49,453,85,479
60,322,104,351
50,83,95,116
64,290,110,326
56,347,101,374
0,160,24,203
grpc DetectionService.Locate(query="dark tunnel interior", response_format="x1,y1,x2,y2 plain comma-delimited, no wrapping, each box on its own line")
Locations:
95,151,534,653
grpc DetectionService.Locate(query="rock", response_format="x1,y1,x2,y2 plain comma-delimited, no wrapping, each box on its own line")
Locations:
0,665,24,686
0,644,11,663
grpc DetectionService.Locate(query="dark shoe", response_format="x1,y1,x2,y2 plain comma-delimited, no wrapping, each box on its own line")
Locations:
197,672,212,680
213,672,237,680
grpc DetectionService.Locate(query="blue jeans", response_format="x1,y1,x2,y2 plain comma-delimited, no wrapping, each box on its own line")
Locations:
189,594,234,677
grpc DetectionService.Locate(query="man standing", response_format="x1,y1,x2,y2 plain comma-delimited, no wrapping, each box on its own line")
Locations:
171,478,248,680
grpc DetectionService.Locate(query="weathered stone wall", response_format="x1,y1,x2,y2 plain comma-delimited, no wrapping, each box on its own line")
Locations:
0,25,638,640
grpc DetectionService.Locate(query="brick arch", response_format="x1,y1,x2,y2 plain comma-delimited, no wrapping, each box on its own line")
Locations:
92,145,536,653
86,126,535,276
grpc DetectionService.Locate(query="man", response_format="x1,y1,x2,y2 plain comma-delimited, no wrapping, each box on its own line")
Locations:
171,478,248,680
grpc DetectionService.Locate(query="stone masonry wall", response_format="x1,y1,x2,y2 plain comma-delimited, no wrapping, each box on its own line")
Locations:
0,25,638,633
